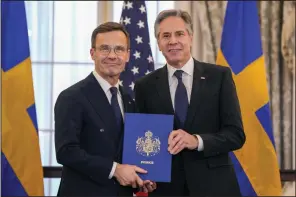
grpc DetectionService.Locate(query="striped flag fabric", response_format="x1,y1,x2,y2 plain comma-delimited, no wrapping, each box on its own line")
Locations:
216,1,282,195
1,1,44,196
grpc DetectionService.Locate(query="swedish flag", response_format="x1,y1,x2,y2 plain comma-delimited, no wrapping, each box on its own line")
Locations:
216,1,282,196
1,1,44,196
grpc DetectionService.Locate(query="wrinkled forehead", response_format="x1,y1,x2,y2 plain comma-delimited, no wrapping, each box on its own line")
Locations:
95,31,128,47
158,17,189,35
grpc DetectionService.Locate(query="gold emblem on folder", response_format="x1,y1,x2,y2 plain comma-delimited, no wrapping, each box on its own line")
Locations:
136,130,161,157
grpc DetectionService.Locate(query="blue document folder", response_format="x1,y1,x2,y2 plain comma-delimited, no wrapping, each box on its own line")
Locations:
122,113,173,182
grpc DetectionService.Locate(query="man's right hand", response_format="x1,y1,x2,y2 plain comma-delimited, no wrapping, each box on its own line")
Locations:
113,164,147,188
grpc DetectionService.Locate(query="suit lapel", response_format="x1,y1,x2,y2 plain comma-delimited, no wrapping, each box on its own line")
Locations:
185,60,206,128
81,73,117,131
119,86,133,113
155,66,174,114
117,86,134,162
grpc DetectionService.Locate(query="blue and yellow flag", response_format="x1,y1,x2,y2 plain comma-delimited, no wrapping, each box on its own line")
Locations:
216,1,282,196
1,1,44,196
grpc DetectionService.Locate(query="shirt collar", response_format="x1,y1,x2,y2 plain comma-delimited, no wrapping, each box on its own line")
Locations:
92,70,120,94
167,56,194,78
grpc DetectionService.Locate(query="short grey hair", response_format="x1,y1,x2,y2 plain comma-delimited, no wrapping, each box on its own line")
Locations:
154,9,193,39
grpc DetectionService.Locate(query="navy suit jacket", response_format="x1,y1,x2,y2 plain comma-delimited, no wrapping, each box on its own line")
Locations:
54,73,135,196
134,59,246,196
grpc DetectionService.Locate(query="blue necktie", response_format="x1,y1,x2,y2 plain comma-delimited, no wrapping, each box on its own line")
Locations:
174,70,189,128
110,87,123,129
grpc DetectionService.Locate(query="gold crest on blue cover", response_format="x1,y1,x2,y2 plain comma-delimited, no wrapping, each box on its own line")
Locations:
136,130,161,157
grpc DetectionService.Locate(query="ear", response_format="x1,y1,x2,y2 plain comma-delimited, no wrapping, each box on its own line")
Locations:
157,39,162,52
90,48,95,60
126,49,130,62
189,34,193,48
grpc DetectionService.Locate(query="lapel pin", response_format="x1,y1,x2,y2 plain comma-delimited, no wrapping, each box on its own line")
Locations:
100,129,104,132
201,77,205,79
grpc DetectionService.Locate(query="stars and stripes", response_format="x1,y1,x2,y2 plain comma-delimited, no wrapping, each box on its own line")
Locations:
119,1,154,98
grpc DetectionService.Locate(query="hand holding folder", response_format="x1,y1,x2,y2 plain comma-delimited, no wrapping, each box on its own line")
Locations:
113,163,147,188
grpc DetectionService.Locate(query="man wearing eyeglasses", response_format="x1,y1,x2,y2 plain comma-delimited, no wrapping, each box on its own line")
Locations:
54,22,156,196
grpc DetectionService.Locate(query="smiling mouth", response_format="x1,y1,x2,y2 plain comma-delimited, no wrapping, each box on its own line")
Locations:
106,63,119,66
168,49,181,52
104,61,119,64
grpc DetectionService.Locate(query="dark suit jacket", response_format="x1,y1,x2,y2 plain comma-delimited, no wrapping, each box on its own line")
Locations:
134,59,246,196
54,73,136,196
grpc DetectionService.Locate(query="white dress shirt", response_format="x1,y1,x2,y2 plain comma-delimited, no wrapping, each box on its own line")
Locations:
92,70,122,179
166,57,204,151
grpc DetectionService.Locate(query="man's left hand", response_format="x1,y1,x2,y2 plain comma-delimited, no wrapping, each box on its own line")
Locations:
141,180,157,193
168,129,199,155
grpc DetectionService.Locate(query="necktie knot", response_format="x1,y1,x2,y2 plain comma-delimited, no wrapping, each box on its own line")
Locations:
174,70,184,80
110,87,118,96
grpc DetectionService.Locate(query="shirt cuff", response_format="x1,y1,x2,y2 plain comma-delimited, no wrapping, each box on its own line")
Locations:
195,134,204,151
108,162,117,179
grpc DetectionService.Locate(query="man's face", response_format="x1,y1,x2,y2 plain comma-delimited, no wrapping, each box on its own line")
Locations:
90,30,130,78
157,16,193,67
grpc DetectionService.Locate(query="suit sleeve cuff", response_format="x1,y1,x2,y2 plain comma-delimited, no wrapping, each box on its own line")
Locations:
195,135,204,151
108,162,117,179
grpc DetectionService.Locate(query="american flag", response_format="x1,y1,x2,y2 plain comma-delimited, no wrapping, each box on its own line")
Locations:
119,0,155,99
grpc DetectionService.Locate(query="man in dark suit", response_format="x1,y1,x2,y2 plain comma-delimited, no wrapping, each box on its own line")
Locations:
134,9,246,196
54,22,156,196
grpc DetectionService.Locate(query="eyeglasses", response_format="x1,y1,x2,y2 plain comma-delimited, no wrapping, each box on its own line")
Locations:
95,45,128,56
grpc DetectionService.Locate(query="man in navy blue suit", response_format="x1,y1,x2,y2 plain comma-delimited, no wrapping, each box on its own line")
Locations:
54,22,156,196
134,9,245,196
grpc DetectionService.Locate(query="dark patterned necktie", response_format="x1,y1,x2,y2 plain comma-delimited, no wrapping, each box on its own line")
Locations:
174,70,189,128
110,87,123,128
